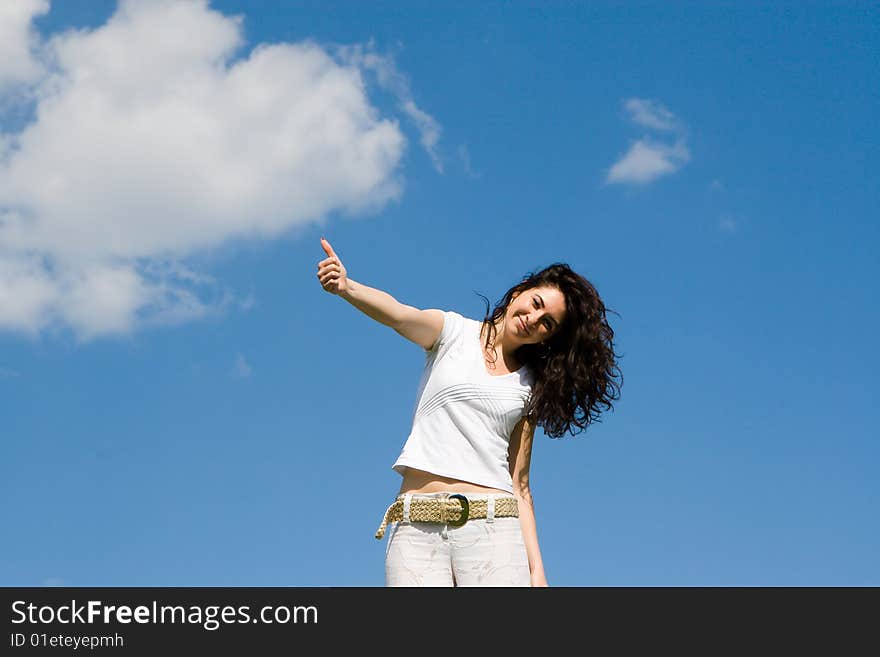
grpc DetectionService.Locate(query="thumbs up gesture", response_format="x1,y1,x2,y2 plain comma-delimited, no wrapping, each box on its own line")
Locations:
317,237,350,296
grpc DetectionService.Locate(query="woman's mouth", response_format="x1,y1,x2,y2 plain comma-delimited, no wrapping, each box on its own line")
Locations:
519,317,528,335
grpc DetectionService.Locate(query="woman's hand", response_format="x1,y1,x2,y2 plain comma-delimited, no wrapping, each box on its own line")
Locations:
316,237,350,296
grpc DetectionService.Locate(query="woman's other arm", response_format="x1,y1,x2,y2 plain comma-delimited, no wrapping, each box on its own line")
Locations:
508,415,549,586
317,237,443,350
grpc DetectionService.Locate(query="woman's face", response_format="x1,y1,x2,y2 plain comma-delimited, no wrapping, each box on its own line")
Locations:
506,286,566,345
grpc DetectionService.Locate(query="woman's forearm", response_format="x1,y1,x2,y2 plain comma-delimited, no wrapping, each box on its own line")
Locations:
338,278,406,328
516,490,548,585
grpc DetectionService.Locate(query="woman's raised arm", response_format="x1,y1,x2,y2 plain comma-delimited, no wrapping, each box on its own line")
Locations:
317,237,442,349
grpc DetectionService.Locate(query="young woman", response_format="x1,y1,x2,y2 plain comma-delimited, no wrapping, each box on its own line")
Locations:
316,237,622,586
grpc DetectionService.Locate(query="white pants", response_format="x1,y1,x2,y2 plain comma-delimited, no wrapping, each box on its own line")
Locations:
384,492,531,587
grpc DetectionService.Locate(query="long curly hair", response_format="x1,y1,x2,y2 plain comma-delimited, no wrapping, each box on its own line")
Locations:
476,263,622,438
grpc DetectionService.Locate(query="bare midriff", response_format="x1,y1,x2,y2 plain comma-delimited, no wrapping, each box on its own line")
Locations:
397,466,512,495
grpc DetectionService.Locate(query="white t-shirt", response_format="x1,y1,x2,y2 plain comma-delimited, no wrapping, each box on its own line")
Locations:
391,310,535,493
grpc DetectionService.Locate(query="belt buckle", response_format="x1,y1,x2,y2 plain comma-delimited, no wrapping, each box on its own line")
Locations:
446,494,469,527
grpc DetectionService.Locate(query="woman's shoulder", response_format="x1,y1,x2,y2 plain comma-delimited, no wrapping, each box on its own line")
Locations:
444,311,482,336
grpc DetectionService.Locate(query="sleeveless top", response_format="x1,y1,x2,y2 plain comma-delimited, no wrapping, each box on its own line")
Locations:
391,310,535,493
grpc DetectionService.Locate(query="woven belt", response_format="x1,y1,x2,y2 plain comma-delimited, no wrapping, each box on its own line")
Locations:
374,494,519,540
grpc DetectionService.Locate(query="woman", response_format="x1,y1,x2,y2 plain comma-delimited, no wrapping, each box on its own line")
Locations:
316,236,622,586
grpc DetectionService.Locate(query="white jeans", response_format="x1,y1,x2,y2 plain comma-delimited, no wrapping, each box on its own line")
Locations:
384,492,531,587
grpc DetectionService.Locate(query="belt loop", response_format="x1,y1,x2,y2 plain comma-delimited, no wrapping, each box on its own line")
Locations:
487,494,496,523
402,494,413,523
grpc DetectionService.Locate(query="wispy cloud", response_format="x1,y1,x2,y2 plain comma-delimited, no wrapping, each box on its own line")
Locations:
0,0,435,341
605,97,690,186
718,216,739,233
238,293,257,312
0,366,20,377
234,353,252,378
623,98,681,132
336,41,443,173
457,144,480,180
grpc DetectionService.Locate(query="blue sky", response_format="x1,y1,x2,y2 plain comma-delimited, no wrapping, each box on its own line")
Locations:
1,0,877,586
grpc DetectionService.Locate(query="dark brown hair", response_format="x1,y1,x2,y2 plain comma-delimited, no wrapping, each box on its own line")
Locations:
476,263,622,438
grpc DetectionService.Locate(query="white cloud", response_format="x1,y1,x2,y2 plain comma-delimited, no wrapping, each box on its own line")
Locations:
56,261,149,339
623,98,680,132
0,0,432,340
0,0,48,90
605,138,690,185
606,97,690,186
0,252,58,335
0,366,21,377
0,251,223,341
